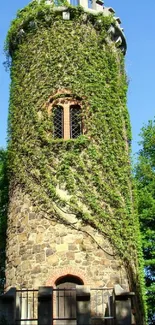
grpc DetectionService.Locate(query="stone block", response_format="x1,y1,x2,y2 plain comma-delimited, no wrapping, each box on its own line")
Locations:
32,265,41,274
68,244,78,251
46,248,55,257
18,233,27,242
56,243,68,252
29,212,36,219
46,254,59,265
75,252,85,263
28,232,37,242
75,238,83,244
17,226,24,233
36,233,44,244
36,253,45,263
66,252,75,259
33,245,41,253
62,234,76,243
13,258,21,267
8,268,15,281
100,259,111,266
37,225,46,232
21,261,31,271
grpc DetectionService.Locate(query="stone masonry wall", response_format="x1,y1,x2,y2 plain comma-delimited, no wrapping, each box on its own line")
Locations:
5,188,129,290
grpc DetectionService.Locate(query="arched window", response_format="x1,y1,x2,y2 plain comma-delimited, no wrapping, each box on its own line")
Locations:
53,105,64,139
70,105,82,139
56,275,84,286
47,92,83,140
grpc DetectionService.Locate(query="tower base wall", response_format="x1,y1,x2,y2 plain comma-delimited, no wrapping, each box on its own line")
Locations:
6,188,129,290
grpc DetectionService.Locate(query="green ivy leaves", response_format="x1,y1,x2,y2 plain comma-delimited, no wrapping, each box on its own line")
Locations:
6,3,146,322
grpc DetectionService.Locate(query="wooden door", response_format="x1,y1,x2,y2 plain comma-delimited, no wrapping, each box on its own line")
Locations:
56,282,77,325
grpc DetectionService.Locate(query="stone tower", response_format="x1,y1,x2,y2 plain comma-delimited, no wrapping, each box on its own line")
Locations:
5,0,145,323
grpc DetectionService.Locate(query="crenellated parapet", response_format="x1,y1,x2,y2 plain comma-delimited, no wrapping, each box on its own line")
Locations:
6,0,126,56
52,4,127,53
38,0,127,53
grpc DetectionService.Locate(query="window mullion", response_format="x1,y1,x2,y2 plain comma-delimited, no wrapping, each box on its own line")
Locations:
63,104,70,140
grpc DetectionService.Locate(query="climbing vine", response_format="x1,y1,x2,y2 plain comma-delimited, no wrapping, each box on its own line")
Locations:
0,149,8,292
5,0,146,322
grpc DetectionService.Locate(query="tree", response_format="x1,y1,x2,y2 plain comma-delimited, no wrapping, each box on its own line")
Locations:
135,120,155,324
0,149,8,292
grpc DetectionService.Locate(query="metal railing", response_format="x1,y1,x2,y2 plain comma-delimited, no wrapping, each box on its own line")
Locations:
14,287,114,324
15,289,38,324
90,287,114,324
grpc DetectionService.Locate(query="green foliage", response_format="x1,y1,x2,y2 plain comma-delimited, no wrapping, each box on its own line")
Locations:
5,1,115,57
5,1,145,322
135,120,155,324
0,149,8,292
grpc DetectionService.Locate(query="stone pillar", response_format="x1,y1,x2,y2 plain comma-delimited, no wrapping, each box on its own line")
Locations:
115,299,132,325
114,284,135,325
38,287,53,325
76,285,90,325
0,288,16,325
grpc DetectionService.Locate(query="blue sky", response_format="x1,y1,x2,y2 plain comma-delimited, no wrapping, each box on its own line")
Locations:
0,0,155,158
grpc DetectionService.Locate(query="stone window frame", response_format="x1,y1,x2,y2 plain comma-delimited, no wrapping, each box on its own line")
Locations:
46,90,85,140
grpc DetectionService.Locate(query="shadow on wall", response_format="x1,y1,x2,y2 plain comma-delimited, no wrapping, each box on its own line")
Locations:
0,285,135,325
126,261,145,325
0,149,8,294
55,285,114,325
54,285,133,325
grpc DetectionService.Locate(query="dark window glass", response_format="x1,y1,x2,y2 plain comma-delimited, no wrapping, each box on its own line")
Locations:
70,105,82,139
53,105,64,138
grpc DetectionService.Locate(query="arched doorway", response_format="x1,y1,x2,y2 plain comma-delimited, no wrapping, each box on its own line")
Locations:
55,275,84,325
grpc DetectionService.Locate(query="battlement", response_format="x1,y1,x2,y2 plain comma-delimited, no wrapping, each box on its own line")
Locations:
32,0,126,53
47,0,126,53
